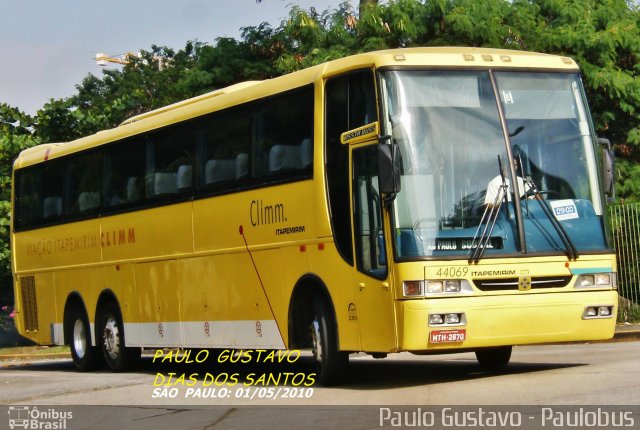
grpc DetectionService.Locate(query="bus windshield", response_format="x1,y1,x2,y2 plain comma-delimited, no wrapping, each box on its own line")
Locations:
381,70,607,260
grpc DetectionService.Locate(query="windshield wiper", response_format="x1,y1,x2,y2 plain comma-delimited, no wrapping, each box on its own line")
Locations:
516,155,579,261
469,156,508,264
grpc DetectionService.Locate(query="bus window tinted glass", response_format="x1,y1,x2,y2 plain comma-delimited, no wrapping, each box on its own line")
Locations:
41,162,64,221
148,124,195,197
197,85,313,194
104,139,146,209
65,152,101,216
199,106,251,190
257,86,314,179
15,169,42,228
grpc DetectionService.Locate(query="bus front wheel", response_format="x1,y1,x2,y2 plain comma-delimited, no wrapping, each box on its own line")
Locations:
66,306,100,371
310,299,348,385
475,346,512,370
98,302,139,371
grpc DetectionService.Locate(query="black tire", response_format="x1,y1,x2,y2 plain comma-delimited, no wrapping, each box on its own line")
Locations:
310,298,348,386
66,306,100,372
97,301,139,371
475,346,512,370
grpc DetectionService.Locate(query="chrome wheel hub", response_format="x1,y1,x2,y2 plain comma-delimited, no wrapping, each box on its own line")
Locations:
103,317,120,360
311,319,323,363
73,319,87,359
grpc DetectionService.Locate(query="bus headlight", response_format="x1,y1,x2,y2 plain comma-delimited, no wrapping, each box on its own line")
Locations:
429,312,466,326
429,314,444,325
444,313,460,324
598,306,611,316
445,280,462,293
577,275,595,287
424,279,473,296
583,305,614,319
403,280,473,298
425,281,443,294
575,273,615,288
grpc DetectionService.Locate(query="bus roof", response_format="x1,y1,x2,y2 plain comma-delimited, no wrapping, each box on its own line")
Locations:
118,81,263,126
14,47,579,169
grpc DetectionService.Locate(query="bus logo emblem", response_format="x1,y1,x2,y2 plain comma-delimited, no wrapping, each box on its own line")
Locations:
519,276,532,291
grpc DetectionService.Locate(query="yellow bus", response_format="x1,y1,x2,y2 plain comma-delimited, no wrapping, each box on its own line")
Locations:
11,47,618,384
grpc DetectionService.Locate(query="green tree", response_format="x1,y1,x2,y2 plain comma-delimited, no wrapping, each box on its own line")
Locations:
73,46,200,131
256,0,379,17
0,104,38,304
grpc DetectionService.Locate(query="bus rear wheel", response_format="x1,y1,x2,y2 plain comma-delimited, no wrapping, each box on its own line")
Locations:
310,299,348,386
66,306,100,371
98,302,139,371
475,346,512,370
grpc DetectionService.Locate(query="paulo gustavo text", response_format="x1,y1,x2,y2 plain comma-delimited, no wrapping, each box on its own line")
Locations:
151,348,316,388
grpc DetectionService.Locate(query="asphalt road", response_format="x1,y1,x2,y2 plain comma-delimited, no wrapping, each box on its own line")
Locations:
1,341,639,429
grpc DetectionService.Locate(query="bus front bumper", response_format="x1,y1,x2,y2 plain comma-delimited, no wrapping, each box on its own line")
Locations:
399,290,618,351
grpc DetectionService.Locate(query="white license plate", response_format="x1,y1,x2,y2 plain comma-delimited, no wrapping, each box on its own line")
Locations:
430,329,466,344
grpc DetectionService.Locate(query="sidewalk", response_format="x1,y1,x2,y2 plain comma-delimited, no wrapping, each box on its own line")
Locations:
614,322,640,341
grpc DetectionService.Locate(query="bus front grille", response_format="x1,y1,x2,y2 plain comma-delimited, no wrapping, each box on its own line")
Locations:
473,276,572,291
19,276,38,331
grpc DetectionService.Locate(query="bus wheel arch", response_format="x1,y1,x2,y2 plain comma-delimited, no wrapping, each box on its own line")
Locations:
288,274,348,385
288,274,334,349
63,292,100,371
95,290,140,371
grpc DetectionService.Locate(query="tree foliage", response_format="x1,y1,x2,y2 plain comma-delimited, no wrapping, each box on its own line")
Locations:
0,104,38,304
0,0,639,302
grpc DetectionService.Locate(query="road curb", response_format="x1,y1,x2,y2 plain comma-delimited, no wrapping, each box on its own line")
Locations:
613,330,640,341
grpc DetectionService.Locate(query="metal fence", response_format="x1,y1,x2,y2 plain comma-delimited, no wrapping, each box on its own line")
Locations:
609,202,640,321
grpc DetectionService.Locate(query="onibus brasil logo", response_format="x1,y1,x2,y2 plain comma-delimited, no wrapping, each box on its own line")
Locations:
8,406,73,429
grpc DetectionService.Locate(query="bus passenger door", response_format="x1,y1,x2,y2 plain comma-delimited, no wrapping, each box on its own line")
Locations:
351,144,397,352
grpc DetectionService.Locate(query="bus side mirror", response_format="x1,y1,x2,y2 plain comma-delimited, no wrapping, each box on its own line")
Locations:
598,137,615,202
378,139,402,201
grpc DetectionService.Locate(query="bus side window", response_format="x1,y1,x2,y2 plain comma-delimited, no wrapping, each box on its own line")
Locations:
256,86,313,179
198,105,251,191
104,138,146,209
15,170,42,228
148,123,195,197
41,162,64,220
66,151,101,216
43,197,62,219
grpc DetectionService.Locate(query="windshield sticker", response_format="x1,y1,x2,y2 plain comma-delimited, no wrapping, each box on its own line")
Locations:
502,90,514,104
550,200,579,221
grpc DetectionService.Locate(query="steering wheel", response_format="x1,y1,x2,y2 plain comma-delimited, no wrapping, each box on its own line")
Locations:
536,189,560,198
524,188,560,199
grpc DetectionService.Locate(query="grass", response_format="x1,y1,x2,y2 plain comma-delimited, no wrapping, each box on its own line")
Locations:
617,297,640,323
0,345,70,356
618,307,640,323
